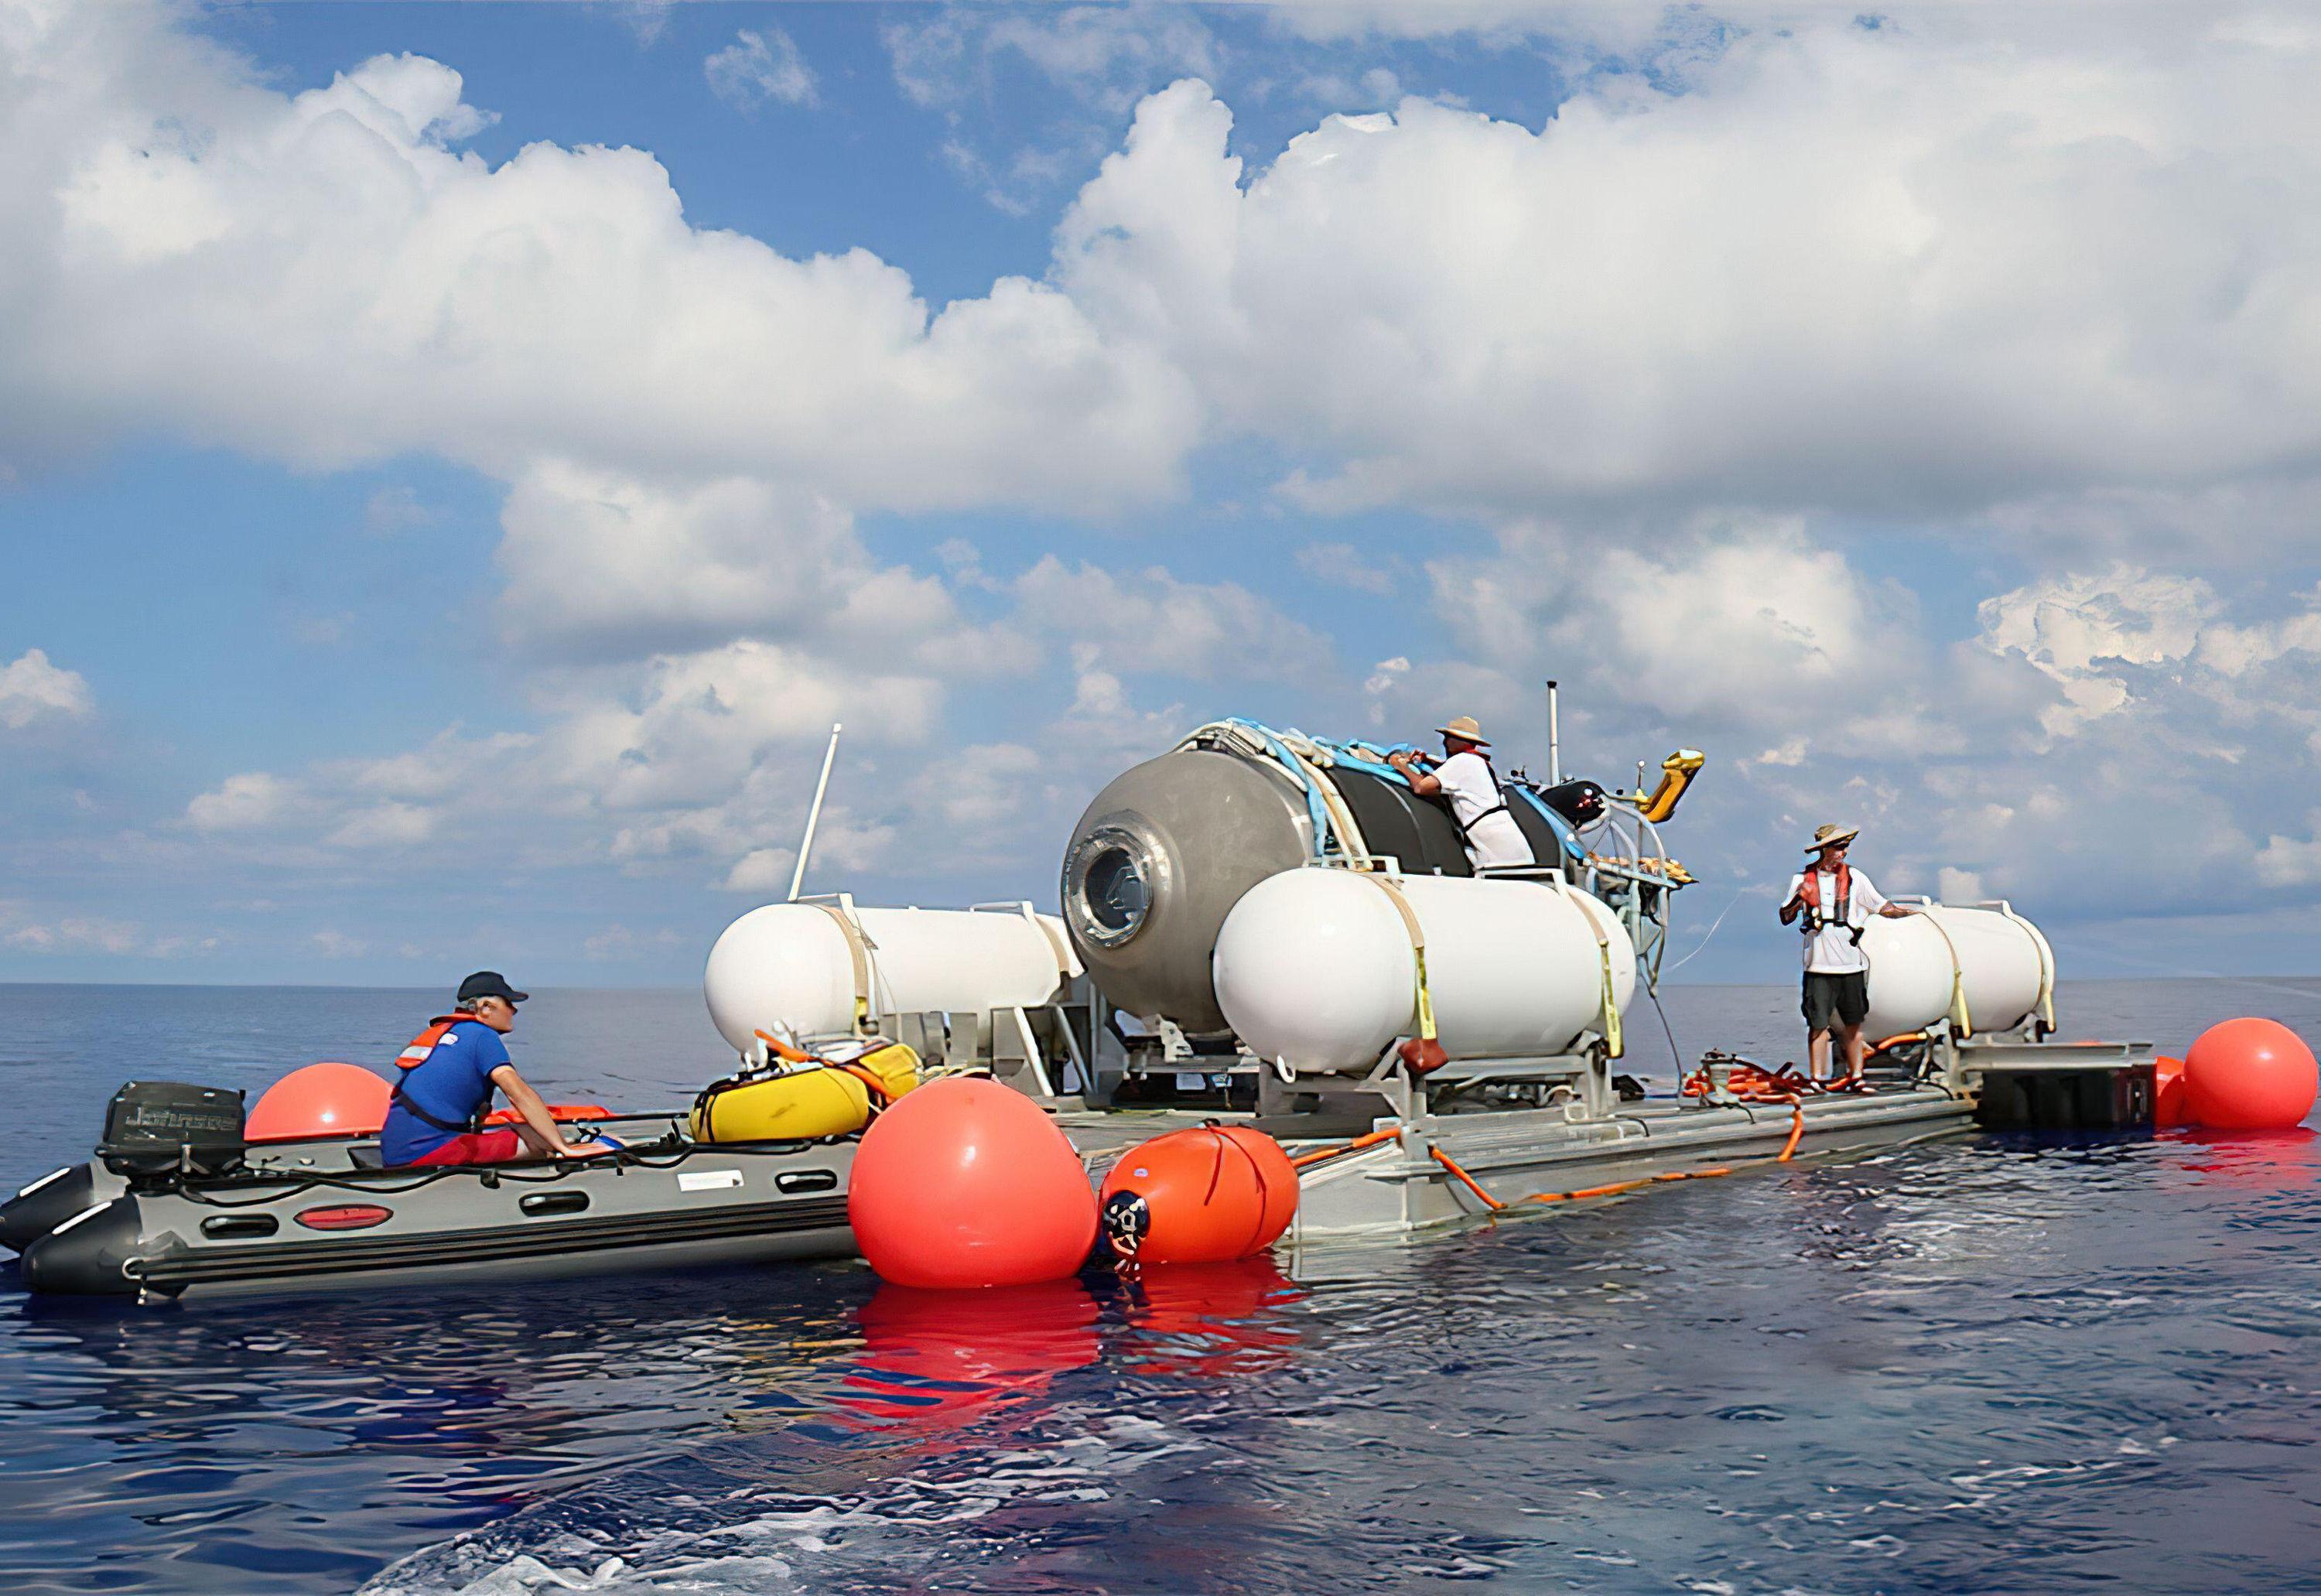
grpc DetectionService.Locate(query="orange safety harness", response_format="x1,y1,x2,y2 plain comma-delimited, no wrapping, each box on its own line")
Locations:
1794,861,1864,945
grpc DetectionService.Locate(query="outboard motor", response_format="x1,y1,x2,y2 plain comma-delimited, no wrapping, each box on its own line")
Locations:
96,1082,246,1181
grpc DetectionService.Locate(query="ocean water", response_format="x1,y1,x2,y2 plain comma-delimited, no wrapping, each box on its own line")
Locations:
3,979,2320,1594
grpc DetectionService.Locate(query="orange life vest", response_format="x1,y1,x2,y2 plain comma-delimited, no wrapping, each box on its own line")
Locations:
1796,864,1861,944
396,1015,473,1072
390,1015,489,1134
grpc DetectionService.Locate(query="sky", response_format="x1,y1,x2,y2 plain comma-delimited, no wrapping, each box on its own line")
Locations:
3,0,2320,990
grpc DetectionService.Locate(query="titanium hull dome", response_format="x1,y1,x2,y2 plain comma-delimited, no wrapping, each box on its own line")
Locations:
1060,750,1314,1032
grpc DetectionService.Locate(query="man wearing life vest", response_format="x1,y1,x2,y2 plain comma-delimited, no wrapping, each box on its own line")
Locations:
1387,715,1535,871
1779,825,1915,1082
379,972,611,1167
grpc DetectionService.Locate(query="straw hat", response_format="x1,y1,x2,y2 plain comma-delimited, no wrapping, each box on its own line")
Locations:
1436,715,1489,746
1804,822,1859,854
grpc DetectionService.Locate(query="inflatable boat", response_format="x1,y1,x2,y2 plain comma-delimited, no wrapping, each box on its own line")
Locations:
2,1085,863,1303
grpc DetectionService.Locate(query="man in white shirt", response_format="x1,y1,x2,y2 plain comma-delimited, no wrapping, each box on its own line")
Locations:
1387,716,1536,871
1779,823,1915,1082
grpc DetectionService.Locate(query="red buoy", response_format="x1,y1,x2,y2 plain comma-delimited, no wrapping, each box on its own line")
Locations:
2184,1019,2319,1131
244,1062,392,1141
847,1077,1096,1289
1098,1125,1297,1265
2153,1054,2189,1129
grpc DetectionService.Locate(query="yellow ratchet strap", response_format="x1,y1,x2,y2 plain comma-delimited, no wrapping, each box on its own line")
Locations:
1556,878,1624,1060
1919,908,1973,1038
1364,874,1437,1043
1993,901,2056,1030
805,901,874,1035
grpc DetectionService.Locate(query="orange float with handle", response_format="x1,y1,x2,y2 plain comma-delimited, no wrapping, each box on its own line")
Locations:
1099,1125,1298,1264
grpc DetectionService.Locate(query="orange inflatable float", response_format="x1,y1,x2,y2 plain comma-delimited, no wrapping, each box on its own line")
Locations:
847,1076,1097,1289
2153,1054,2188,1129
1099,1125,1297,1264
2185,1018,2319,1131
244,1062,392,1141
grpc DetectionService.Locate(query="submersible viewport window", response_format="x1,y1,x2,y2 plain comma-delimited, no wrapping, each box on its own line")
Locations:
1067,822,1160,948
1086,847,1148,932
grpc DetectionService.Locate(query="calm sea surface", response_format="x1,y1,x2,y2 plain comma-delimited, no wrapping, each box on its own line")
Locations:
4,979,2319,1594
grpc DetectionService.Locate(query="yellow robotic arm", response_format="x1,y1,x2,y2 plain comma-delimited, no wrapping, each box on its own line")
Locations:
1637,749,1705,825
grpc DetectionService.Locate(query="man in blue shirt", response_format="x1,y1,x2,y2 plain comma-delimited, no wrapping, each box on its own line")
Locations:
380,972,612,1166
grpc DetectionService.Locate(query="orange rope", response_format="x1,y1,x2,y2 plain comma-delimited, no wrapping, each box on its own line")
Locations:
1431,1145,1742,1212
1289,1126,1405,1170
1292,1070,1813,1218
1428,1146,1506,1211
836,1062,898,1104
752,1029,900,1106
754,1028,817,1065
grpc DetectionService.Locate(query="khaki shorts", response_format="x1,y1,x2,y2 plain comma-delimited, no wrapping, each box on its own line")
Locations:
1802,970,1868,1033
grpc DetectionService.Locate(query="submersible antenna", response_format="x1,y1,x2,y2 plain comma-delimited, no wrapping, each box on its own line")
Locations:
1546,680,1561,787
788,722,843,902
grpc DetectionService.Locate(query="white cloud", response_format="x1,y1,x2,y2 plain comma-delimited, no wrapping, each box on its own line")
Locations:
704,27,818,112
167,638,940,887
11,24,1195,512
1297,540,1400,594
1977,565,2218,737
886,5,1222,212
364,483,436,536
25,2,2321,973
1014,555,1333,682
0,648,93,730
721,847,798,894
1976,564,2321,748
1431,516,1933,738
186,771,301,832
494,463,961,662
323,801,434,850
1,901,146,955
889,6,1220,116
1936,866,1984,901
1057,26,2321,519
311,928,367,959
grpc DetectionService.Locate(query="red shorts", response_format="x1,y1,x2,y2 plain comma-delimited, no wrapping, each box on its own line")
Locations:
408,1129,525,1167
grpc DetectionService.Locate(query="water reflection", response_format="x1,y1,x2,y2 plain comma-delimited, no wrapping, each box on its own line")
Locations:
1114,1254,1305,1378
16,976,2321,1592
836,1278,1102,1430
0,1263,874,1594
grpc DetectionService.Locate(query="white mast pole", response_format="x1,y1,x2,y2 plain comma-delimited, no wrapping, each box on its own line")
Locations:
788,723,843,902
1546,680,1562,787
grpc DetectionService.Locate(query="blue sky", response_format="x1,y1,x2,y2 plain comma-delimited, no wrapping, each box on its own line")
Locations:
4,1,2320,989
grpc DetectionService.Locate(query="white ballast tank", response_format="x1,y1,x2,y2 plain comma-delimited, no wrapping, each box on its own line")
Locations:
704,902,1078,1052
1859,903,2053,1041
1212,868,1636,1075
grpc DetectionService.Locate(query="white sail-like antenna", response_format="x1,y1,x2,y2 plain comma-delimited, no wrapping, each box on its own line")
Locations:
788,723,843,902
